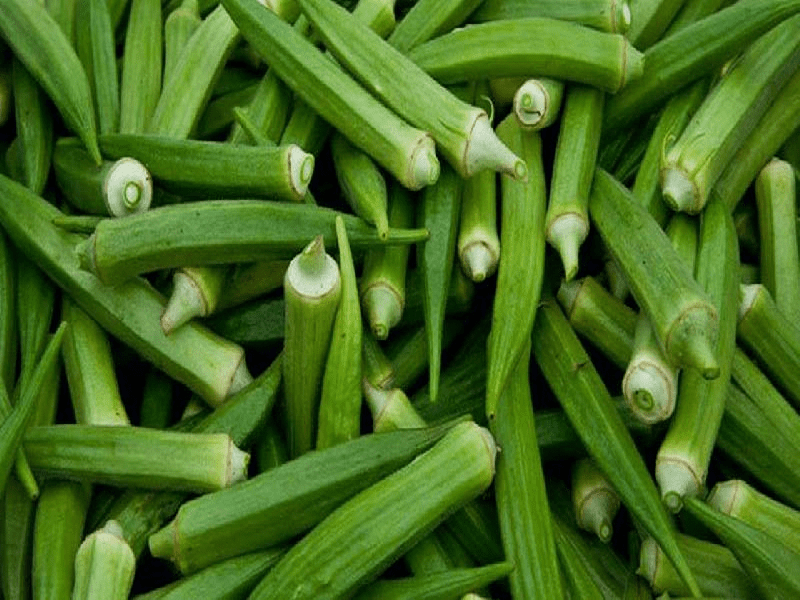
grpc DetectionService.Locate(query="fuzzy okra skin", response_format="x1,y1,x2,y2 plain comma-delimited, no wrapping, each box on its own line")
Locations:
298,0,525,180
98,134,314,202
247,421,496,600
589,169,719,376
627,0,688,49
386,0,483,53
164,0,202,84
407,18,643,94
148,425,454,574
660,14,800,214
472,0,632,34
119,0,162,135
222,0,440,191
11,59,53,196
76,200,428,286
531,297,701,597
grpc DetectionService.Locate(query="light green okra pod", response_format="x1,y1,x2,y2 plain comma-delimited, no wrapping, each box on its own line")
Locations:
472,0,632,34
572,458,620,543
161,266,226,335
457,162,500,284
72,520,136,600
164,0,201,84
387,0,484,53
228,68,292,145
627,0,688,49
11,58,53,196
552,517,605,600
119,0,161,134
512,78,565,131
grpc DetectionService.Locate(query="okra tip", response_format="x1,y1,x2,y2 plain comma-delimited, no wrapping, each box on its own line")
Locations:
465,114,527,180
513,80,551,130
288,145,315,200
228,440,250,485
407,139,441,191
622,362,676,424
362,286,402,340
460,242,498,283
104,158,153,217
547,213,589,282
148,519,178,563
75,235,98,277
287,235,342,300
160,271,207,335
665,301,719,378
661,167,702,214
656,455,703,513
556,278,583,317
737,283,760,323
614,1,632,34
706,480,743,516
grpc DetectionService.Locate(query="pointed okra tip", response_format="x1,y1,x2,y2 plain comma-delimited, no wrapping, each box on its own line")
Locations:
547,213,589,283
363,285,402,341
662,167,702,214
615,1,632,34
75,235,98,275
465,114,527,181
656,454,703,514
707,479,745,517
460,242,498,283
286,235,341,300
160,271,207,335
408,144,441,191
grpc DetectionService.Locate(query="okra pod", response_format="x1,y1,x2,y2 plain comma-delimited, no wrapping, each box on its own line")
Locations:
512,77,565,132
572,458,621,543
222,0,440,190
196,83,259,139
0,0,101,163
161,266,226,335
119,0,161,134
54,139,152,217
552,516,606,600
627,0,688,49
485,116,546,419
228,68,292,146
407,18,644,94
148,424,453,574
660,15,800,214
546,85,604,281
754,158,800,322
0,478,35,600
472,0,632,34
0,231,14,391
138,367,173,429
72,520,136,600
206,295,285,347
387,0,481,53
737,283,800,409
457,165,499,283
77,199,428,285
316,217,362,449
532,297,701,596
299,0,525,180
163,0,201,84
11,58,53,195
248,421,496,600
590,169,719,375
98,134,314,202
24,425,248,492
353,564,512,600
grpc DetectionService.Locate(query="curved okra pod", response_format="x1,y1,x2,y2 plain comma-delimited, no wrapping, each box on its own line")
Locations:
72,520,135,600
660,15,800,214
119,0,161,134
485,116,546,420
386,0,483,53
546,85,604,281
164,0,201,84
472,0,632,34
407,19,643,94
11,59,53,196
572,458,620,543
590,169,719,376
222,0,440,190
54,139,152,217
98,134,314,202
316,217,363,450
283,236,341,458
0,0,100,163
76,200,428,285
512,78,564,131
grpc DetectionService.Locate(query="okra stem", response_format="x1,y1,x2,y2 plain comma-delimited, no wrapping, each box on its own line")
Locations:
512,78,565,131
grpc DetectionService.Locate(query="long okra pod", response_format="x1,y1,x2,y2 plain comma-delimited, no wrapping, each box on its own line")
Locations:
221,0,440,190
298,0,525,180
163,0,201,84
485,117,546,419
406,19,643,94
660,15,800,214
119,0,161,134
472,0,632,34
138,368,173,429
627,0,688,49
589,169,719,375
11,58,53,195
546,85,604,281
532,297,701,597
316,217,362,449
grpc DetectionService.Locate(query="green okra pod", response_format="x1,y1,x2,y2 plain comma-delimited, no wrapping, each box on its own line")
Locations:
228,68,292,146
161,265,226,335
457,165,500,283
98,134,314,202
54,139,152,217
45,0,77,43
627,0,688,49
24,425,249,493
552,518,606,600
472,0,632,34
361,330,394,389
387,0,482,53
298,0,526,180
546,84,604,281
138,367,173,429
511,77,565,132
196,83,259,139
660,15,800,214
486,116,546,420
387,320,462,393
353,564,512,600
205,295,285,347
164,0,201,84
532,297,701,597
0,231,14,391
590,169,719,376
316,217,363,449
148,425,453,574
1,478,34,600
73,520,136,600
76,199,428,286
11,58,53,195
662,0,727,36
222,0,440,190
407,18,643,94
119,0,161,134
572,458,620,543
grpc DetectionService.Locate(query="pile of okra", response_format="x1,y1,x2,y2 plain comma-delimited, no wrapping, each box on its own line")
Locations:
1,0,800,597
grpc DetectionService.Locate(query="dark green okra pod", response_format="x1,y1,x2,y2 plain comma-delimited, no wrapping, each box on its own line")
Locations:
11,58,53,196
119,0,161,134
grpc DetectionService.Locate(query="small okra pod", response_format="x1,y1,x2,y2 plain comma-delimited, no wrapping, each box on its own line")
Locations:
228,69,292,146
24,425,249,493
604,0,800,134
660,15,800,214
299,0,526,180
684,496,800,599
148,425,452,574
247,421,497,600
283,236,341,458
457,165,499,283
532,297,701,597
572,458,621,543
708,480,800,550
316,217,363,450
627,0,688,49
0,0,101,163
546,84,604,281
360,181,414,340
737,283,800,409
163,0,201,84
387,0,482,53
638,533,759,598
590,169,719,376
98,134,314,202
512,78,565,132
222,0,441,191
54,139,152,218
72,520,135,600
754,158,800,322
352,564,513,600
472,0,632,34
485,116,546,420
119,0,162,135
407,18,643,94
331,133,389,237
